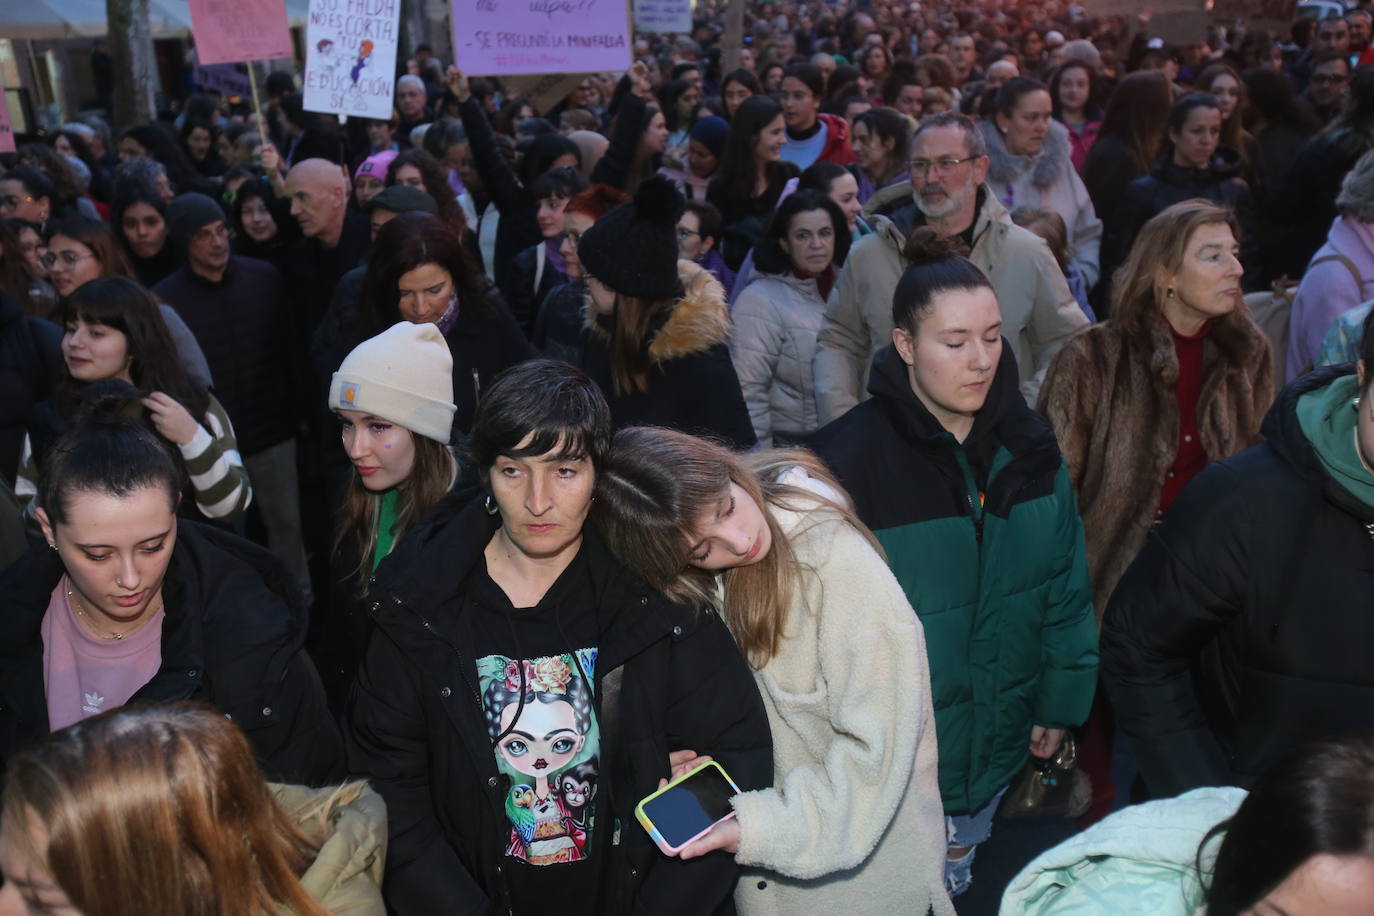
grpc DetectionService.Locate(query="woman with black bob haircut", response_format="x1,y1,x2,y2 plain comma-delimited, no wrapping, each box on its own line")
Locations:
0,409,343,785
346,358,773,914
1004,735,1374,912
316,212,530,437
731,190,851,447
19,275,251,525
707,95,800,271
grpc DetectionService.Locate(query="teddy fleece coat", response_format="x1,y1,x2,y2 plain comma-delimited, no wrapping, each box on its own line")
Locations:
814,345,1098,814
1036,312,1274,619
813,185,1087,424
728,469,954,916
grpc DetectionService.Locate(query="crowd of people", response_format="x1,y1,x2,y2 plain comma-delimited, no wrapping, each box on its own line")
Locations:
4,0,1374,911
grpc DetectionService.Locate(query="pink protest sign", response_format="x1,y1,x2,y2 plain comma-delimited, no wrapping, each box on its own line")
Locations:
189,0,293,65
452,0,631,76
0,86,14,154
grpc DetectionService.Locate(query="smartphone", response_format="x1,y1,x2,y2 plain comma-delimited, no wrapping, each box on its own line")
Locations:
635,760,741,856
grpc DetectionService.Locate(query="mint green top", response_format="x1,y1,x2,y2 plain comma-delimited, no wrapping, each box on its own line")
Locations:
372,489,400,571
1297,373,1374,511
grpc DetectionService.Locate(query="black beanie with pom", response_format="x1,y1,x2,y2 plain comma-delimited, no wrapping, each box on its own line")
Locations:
578,175,685,301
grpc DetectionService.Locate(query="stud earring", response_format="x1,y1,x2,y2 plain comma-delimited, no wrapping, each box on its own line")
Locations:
484,494,499,516
1166,287,1175,298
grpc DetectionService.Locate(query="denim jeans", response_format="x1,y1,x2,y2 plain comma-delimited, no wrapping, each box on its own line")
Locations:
944,784,1009,897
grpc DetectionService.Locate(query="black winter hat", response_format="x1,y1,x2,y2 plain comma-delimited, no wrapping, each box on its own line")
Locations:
577,175,685,301
166,192,226,250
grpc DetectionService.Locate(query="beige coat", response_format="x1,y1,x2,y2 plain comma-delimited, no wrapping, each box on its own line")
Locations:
813,184,1088,424
1036,313,1274,620
271,782,388,915
729,469,954,916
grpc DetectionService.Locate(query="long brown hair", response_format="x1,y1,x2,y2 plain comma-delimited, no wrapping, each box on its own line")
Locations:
46,215,134,281
1110,199,1242,337
592,426,880,668
0,702,338,916
335,431,455,588
1195,63,1250,170
1097,70,1173,176
603,289,676,397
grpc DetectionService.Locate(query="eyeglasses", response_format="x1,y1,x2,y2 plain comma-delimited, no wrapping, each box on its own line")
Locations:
41,250,95,269
908,155,980,176
677,227,702,240
1311,73,1349,85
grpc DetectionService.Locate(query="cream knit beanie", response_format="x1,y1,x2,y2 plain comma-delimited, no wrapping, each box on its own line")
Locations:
329,322,456,443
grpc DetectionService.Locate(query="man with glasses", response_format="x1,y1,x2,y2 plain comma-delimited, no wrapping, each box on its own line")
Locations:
814,112,1087,423
153,193,310,602
1305,51,1352,124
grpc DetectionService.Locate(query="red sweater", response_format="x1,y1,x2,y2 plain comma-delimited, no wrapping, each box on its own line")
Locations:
1156,321,1211,521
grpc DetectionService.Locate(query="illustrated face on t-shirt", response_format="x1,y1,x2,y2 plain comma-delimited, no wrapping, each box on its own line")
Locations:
480,650,600,866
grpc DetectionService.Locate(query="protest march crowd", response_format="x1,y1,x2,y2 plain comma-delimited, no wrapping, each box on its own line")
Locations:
8,0,1374,911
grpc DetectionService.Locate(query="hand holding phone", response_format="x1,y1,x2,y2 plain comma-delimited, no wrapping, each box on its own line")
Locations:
636,760,741,857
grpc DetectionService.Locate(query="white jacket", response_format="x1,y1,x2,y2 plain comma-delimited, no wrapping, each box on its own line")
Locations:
980,119,1103,290
729,468,954,916
730,272,827,446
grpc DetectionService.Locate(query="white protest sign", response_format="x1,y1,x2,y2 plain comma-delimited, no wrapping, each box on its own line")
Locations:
303,0,401,120
634,0,692,34
451,0,631,76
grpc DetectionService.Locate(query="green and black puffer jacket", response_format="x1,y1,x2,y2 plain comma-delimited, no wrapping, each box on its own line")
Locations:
814,343,1098,814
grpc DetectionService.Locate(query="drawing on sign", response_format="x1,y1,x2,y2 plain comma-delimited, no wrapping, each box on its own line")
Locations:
303,0,400,120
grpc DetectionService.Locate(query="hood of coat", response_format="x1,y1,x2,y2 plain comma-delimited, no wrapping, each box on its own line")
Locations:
271,782,387,913
980,118,1071,190
584,259,730,364
1150,143,1243,186
1264,364,1364,487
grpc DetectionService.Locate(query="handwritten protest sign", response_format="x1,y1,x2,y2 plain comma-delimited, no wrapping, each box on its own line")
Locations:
451,0,631,75
303,0,401,120
0,83,14,154
188,0,293,65
634,0,692,33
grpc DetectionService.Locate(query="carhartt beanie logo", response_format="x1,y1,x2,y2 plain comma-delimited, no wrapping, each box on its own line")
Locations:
329,322,457,444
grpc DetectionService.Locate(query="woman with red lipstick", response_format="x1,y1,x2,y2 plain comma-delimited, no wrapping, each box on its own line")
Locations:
1037,200,1273,825
322,321,458,711
813,230,1098,898
0,411,343,785
591,425,954,916
17,275,250,525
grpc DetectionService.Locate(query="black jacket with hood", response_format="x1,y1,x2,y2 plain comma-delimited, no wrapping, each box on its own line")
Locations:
1102,365,1374,798
346,492,774,915
0,520,344,785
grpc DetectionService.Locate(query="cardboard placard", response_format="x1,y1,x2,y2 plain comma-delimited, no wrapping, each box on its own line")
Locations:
634,0,692,34
452,0,631,75
302,0,401,119
503,73,589,115
188,0,293,65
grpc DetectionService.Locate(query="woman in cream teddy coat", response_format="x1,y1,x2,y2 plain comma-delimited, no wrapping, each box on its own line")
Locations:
593,426,954,916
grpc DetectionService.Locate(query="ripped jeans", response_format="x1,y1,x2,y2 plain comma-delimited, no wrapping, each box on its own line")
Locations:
944,785,1009,898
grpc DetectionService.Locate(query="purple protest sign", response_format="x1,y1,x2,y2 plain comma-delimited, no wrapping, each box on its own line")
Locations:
452,0,631,75
189,0,293,66
302,0,400,120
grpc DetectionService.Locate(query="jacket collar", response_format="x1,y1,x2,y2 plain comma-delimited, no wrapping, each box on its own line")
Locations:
1150,144,1243,185
980,118,1071,190
582,260,730,365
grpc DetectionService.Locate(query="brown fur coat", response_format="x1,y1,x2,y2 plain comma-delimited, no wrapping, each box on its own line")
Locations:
1037,311,1275,620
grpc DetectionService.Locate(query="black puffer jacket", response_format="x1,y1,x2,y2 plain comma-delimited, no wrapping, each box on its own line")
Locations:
1103,147,1260,301
346,492,774,915
0,291,62,484
0,520,345,785
1102,365,1374,798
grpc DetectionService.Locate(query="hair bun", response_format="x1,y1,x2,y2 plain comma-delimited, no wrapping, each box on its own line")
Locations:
632,175,685,226
74,379,145,423
902,226,971,266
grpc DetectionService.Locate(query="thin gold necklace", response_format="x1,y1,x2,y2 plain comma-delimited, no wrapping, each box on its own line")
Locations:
67,587,159,641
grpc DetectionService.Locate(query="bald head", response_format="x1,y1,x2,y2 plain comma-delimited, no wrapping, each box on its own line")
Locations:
285,158,348,245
